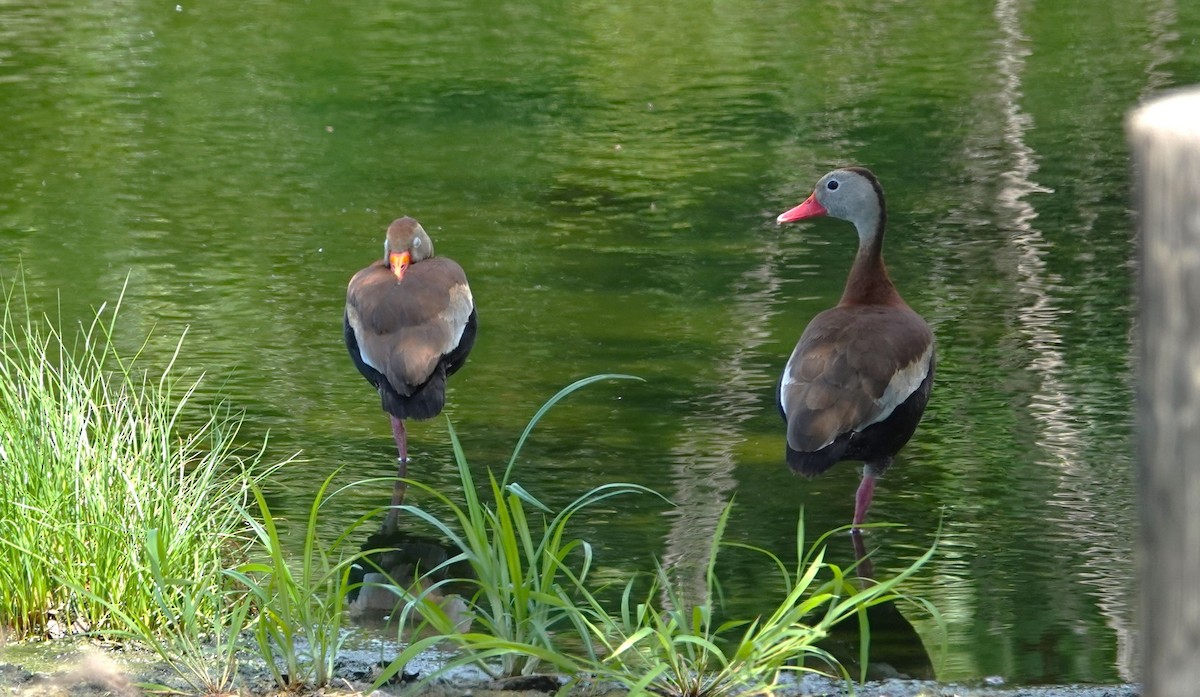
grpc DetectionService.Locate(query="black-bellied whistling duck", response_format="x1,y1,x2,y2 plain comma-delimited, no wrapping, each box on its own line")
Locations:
775,167,935,532
345,217,477,529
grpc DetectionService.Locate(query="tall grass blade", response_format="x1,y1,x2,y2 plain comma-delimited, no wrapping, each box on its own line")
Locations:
501,373,643,486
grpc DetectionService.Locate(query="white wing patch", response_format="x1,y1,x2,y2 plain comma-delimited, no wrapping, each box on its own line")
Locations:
440,284,474,351
345,304,384,373
863,341,933,429
778,344,806,418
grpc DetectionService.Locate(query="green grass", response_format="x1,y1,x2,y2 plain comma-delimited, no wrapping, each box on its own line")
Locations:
75,472,381,694
66,528,255,695
567,507,938,697
0,275,278,640
372,376,937,697
228,474,370,690
374,375,664,686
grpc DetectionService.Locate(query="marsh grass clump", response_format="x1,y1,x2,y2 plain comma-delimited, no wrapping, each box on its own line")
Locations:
228,474,373,691
0,276,275,640
566,507,938,697
69,528,256,695
373,374,662,687
77,473,373,695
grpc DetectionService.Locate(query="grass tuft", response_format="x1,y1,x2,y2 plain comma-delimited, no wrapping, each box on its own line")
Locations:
373,374,664,687
0,273,278,640
567,504,938,697
65,528,255,695
227,474,370,690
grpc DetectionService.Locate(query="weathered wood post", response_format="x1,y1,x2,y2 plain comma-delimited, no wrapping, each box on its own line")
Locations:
1128,87,1200,696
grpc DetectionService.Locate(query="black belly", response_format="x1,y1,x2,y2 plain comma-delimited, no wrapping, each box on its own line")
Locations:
344,309,478,421
784,365,934,478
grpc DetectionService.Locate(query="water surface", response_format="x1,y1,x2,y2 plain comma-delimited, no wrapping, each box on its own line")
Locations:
3,0,1195,685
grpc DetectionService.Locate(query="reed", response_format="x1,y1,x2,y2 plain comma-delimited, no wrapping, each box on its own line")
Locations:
0,275,275,639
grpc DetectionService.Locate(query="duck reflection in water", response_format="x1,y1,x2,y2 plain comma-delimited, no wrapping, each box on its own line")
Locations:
347,522,471,632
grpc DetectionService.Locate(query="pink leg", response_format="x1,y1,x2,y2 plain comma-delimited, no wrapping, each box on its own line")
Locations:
385,416,409,533
853,468,876,531
391,416,408,462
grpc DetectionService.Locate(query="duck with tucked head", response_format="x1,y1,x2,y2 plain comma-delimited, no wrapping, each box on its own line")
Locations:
345,216,477,530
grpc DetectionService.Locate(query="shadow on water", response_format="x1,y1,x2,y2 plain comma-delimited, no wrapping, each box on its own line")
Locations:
815,532,936,681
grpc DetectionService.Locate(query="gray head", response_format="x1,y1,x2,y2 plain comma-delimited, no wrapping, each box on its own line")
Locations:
776,167,886,241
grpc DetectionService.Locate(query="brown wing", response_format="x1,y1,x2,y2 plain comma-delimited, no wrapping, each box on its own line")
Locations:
781,305,933,454
345,258,474,395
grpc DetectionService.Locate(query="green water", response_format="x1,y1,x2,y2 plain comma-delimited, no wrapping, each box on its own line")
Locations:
4,0,1197,685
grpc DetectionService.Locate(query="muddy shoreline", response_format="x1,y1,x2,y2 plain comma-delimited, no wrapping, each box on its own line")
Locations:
0,639,1140,697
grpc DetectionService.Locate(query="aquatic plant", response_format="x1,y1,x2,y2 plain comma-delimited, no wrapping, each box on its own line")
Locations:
374,374,661,686
565,505,938,697
226,474,370,690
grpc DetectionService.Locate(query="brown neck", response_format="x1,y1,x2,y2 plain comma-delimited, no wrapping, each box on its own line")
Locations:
839,229,903,307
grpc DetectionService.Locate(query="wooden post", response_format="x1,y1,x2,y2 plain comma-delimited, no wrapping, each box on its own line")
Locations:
1129,87,1200,697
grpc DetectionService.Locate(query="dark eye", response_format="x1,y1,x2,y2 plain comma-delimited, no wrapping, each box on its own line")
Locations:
827,180,840,191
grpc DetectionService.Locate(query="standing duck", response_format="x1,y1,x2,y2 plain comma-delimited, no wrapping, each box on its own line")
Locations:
775,167,934,531
345,216,477,528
